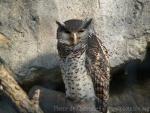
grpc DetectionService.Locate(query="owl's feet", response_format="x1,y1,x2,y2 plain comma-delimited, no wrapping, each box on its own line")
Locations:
65,95,76,101
66,96,83,103
66,96,95,104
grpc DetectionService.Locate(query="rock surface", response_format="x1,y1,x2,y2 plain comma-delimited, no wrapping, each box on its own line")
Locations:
0,0,150,74
28,83,150,113
28,86,98,113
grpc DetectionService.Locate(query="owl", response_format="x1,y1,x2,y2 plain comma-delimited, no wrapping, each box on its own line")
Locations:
56,19,110,113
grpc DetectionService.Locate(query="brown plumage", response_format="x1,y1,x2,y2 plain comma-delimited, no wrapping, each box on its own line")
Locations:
86,34,110,112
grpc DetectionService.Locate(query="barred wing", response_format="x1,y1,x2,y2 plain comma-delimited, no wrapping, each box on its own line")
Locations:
86,34,110,113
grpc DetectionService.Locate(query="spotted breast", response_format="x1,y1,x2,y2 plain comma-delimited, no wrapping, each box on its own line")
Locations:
60,50,95,102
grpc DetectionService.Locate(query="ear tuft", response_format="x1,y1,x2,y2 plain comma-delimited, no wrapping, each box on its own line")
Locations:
83,18,93,28
56,21,64,27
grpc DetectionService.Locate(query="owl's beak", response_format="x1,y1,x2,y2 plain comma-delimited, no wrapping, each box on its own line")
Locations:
71,33,78,45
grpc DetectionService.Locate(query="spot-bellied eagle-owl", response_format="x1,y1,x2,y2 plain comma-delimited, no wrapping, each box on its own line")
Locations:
56,18,110,113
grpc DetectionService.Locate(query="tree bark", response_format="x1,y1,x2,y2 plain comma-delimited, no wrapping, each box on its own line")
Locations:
0,57,44,113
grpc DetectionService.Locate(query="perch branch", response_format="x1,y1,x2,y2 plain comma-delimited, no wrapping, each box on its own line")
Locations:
0,57,44,113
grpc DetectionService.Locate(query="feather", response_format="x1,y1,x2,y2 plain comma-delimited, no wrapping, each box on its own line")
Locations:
86,33,110,113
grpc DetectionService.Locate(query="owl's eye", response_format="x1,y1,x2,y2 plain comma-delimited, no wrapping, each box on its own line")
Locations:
78,29,85,33
64,30,71,34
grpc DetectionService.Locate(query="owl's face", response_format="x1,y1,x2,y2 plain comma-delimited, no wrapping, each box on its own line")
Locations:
56,19,92,48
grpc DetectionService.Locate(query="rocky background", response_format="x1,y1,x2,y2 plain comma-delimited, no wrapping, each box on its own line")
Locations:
0,0,150,113
0,0,150,75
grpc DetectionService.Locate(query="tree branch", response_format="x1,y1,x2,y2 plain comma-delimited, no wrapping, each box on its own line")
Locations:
0,57,44,113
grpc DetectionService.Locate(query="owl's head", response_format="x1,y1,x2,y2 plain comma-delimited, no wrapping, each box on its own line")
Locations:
56,19,92,47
